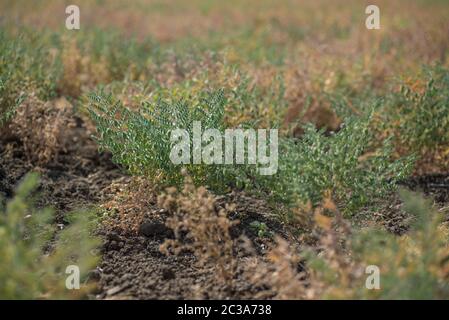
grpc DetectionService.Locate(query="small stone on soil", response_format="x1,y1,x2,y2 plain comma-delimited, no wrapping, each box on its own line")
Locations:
161,267,176,280
139,221,172,238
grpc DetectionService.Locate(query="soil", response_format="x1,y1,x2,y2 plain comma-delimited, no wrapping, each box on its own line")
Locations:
400,174,449,204
95,188,297,299
2,108,449,299
0,114,123,220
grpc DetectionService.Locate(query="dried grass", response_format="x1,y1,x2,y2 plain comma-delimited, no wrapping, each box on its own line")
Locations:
1,94,73,165
159,172,239,285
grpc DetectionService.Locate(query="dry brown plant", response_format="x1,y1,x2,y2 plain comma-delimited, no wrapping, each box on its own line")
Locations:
2,94,73,165
59,38,110,97
252,195,361,299
101,176,155,235
159,172,239,285
283,65,342,137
